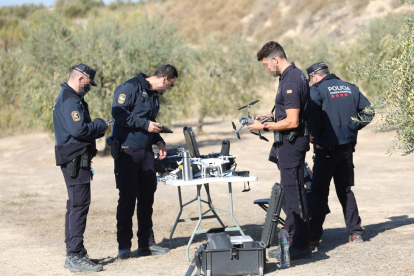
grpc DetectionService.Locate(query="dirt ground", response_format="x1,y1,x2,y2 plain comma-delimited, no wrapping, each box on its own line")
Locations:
1,118,414,276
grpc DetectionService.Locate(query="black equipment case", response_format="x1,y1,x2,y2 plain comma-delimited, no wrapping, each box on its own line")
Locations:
186,183,285,276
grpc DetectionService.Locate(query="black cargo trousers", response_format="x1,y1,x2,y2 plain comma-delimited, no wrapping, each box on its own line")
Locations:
308,142,365,242
115,146,157,250
279,156,310,250
61,164,92,256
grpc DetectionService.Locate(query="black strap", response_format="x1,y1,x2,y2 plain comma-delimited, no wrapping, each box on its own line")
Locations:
185,246,204,276
271,106,276,122
293,167,306,221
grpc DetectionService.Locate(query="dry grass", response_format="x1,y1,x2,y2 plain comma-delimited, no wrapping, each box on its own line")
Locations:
120,0,406,47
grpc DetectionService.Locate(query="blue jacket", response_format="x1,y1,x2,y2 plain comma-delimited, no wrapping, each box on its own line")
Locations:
309,74,373,146
53,83,107,165
111,73,164,148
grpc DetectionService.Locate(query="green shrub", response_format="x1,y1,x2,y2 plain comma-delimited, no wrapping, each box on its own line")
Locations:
349,10,414,155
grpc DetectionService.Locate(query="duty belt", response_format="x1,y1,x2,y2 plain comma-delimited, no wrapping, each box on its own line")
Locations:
314,143,336,151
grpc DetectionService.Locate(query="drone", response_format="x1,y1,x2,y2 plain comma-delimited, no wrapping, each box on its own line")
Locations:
231,100,272,142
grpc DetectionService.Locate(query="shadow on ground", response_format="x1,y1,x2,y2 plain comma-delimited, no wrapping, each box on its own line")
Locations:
318,215,414,251
162,216,414,273
94,256,117,266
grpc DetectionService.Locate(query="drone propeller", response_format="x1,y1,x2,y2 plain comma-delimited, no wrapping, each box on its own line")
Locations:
232,122,241,139
250,131,269,142
260,135,269,142
238,100,260,110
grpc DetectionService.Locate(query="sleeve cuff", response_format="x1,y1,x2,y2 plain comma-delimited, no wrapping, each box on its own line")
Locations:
156,140,165,146
94,118,107,132
144,120,150,131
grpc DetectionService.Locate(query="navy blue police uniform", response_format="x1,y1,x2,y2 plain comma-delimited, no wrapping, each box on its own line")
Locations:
307,65,373,243
111,73,165,251
53,69,107,256
272,63,311,251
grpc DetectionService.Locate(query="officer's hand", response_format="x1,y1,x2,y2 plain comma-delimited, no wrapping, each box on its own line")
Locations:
158,143,167,160
252,115,265,121
101,124,109,134
148,121,162,133
310,135,315,144
247,120,264,131
253,115,272,122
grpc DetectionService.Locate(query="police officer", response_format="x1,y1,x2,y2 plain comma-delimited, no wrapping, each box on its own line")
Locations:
111,64,177,259
53,63,108,272
248,41,312,259
306,62,373,245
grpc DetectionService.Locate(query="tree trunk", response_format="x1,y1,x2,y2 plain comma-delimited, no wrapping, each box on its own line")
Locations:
197,111,205,134
102,132,110,156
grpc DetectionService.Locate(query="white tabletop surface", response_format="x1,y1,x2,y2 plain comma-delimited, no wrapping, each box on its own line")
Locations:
157,175,258,186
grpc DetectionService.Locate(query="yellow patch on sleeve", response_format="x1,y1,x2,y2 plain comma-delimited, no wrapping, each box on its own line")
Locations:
71,111,81,122
287,90,292,94
118,94,126,104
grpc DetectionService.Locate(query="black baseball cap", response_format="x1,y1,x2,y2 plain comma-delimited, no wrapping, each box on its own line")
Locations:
71,63,97,86
306,62,329,81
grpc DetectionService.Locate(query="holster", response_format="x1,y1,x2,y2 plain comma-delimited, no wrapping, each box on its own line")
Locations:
268,143,278,165
107,136,122,160
79,149,97,169
66,156,80,178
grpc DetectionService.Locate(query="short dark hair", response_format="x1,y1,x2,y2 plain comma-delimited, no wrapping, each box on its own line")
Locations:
153,64,178,79
316,68,330,76
257,41,287,61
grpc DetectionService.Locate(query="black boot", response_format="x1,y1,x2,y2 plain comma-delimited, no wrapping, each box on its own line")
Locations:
137,244,169,257
67,251,103,272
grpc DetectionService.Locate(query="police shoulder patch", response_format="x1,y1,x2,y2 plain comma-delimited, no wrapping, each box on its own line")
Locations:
71,111,81,122
118,94,126,104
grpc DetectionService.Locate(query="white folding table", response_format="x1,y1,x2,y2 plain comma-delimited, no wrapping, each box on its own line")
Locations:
157,175,258,261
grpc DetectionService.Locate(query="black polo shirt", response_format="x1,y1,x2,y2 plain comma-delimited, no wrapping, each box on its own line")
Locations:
274,63,310,168
275,63,309,123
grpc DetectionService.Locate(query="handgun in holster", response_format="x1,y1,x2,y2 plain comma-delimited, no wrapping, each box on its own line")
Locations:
107,136,122,160
66,156,80,178
286,119,308,142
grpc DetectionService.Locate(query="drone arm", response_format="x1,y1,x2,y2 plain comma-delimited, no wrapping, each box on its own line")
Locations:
236,125,244,133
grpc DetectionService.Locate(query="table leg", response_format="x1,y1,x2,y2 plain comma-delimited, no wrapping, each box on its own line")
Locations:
169,186,183,249
228,182,245,236
203,184,225,228
186,184,203,261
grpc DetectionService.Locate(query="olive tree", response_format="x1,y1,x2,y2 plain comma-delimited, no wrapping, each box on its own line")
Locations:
17,11,191,152
349,3,414,155
189,35,265,132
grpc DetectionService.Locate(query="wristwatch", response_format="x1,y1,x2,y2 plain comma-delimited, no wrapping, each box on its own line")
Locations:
263,124,269,132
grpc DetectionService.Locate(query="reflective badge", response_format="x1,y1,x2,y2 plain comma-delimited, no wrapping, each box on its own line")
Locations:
156,99,159,106
71,111,81,122
287,90,292,94
142,92,147,98
118,94,126,104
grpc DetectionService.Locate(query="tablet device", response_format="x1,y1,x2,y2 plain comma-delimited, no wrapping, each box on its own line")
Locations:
183,126,200,157
156,124,173,133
